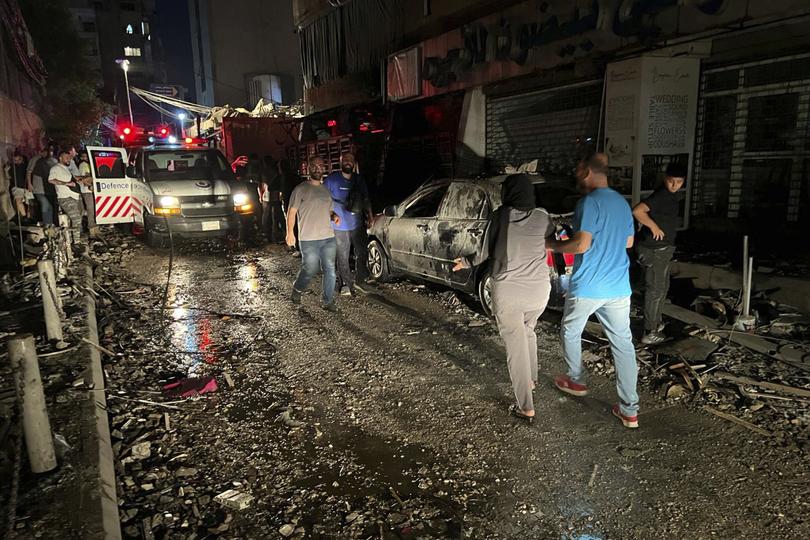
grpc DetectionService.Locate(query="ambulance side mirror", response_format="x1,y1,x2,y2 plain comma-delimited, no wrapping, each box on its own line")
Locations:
126,165,137,178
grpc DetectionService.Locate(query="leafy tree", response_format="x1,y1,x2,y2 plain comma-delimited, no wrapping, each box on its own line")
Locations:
18,0,109,144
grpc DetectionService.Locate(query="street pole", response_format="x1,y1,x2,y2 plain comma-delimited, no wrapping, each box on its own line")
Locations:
123,61,133,125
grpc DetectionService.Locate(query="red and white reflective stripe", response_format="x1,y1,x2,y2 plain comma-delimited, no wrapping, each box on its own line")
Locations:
95,195,134,218
131,197,143,216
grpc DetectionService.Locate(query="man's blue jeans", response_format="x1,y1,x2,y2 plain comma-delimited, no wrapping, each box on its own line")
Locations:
293,237,337,305
560,295,639,416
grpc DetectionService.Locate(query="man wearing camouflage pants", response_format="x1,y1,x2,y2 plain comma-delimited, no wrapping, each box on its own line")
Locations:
48,149,83,251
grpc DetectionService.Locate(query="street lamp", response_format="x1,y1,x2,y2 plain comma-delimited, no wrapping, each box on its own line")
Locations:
116,59,133,125
178,112,186,138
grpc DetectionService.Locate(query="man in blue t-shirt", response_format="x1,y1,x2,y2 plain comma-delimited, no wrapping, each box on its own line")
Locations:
323,152,372,295
547,153,639,429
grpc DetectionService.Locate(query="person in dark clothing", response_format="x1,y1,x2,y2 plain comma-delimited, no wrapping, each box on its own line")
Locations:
324,152,372,295
632,163,686,344
260,156,285,243
33,147,58,225
280,159,304,255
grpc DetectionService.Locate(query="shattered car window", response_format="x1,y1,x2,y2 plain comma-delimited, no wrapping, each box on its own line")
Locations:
402,185,449,218
440,183,487,219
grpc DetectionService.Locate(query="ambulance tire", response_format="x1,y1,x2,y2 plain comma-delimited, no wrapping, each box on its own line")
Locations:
145,221,165,248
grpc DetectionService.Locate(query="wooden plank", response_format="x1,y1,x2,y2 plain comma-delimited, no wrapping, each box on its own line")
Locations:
662,304,810,373
712,371,810,399
703,406,771,437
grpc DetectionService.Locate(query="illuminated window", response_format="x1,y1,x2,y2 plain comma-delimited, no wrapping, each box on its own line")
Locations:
124,46,141,57
141,21,150,35
125,24,134,34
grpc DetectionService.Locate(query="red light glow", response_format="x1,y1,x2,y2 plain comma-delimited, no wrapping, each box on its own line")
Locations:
327,119,337,127
122,127,132,135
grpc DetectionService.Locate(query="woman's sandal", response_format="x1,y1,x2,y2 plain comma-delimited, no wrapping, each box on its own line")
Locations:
509,404,534,424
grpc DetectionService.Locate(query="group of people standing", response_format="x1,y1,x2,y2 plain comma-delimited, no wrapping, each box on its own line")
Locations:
3,144,98,251
452,152,685,429
283,149,684,431
284,152,372,311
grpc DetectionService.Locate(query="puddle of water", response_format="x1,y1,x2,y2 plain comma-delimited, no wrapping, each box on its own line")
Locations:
294,421,465,537
557,494,604,540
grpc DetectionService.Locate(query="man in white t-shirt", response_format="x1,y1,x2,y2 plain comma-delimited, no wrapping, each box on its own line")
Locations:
77,150,97,236
48,149,82,245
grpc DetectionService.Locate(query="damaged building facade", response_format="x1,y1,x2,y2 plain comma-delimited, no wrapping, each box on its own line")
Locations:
293,0,810,241
0,0,46,156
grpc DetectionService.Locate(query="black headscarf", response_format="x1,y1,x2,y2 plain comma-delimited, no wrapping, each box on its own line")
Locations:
501,174,535,211
491,174,535,273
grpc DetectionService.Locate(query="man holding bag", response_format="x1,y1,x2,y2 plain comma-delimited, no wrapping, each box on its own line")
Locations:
324,152,373,295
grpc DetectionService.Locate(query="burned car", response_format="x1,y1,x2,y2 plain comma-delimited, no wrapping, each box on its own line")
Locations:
367,176,579,315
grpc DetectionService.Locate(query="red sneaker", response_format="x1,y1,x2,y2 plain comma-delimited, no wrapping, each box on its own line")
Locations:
554,375,589,397
612,405,639,429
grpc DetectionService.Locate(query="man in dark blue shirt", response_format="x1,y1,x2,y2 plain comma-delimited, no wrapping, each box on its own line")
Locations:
323,152,372,295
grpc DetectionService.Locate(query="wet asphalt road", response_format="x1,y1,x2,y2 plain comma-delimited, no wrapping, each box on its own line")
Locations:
106,241,809,539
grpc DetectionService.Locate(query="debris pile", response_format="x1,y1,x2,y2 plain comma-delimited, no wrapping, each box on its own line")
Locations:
89,233,469,538
585,308,809,449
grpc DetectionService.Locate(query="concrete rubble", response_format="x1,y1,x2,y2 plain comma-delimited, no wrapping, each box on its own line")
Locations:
2,230,808,538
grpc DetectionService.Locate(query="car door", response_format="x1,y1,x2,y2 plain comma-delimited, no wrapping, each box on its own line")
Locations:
386,183,450,276
86,146,153,225
85,146,134,225
435,182,490,287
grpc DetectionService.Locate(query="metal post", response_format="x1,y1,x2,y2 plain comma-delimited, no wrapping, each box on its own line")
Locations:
37,260,63,341
744,256,754,317
8,334,57,473
123,66,134,125
742,235,749,301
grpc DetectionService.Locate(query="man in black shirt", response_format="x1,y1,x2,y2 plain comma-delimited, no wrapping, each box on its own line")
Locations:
633,163,686,344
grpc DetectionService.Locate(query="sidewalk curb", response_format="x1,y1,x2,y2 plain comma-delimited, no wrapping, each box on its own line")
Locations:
83,262,122,540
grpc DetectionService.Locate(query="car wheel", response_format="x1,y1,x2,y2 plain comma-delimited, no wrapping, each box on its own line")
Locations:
367,239,390,282
477,267,493,317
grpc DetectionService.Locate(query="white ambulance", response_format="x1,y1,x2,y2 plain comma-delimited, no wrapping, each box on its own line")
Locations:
86,143,257,247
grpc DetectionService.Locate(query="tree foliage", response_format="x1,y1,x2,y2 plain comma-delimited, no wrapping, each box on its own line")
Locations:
19,0,109,144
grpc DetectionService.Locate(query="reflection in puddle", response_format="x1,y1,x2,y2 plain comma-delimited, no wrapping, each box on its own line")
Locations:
558,495,603,540
237,263,259,293
167,286,218,374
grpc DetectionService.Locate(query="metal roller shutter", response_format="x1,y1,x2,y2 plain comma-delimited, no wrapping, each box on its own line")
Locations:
486,80,603,175
692,53,810,228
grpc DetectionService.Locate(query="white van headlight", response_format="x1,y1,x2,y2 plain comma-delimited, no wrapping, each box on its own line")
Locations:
159,196,180,207
232,193,249,206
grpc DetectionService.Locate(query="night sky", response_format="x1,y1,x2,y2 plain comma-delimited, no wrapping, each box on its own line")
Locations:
153,0,196,103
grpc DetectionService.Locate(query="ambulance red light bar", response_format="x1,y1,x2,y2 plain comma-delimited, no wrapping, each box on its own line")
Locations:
183,136,205,145
117,123,138,142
